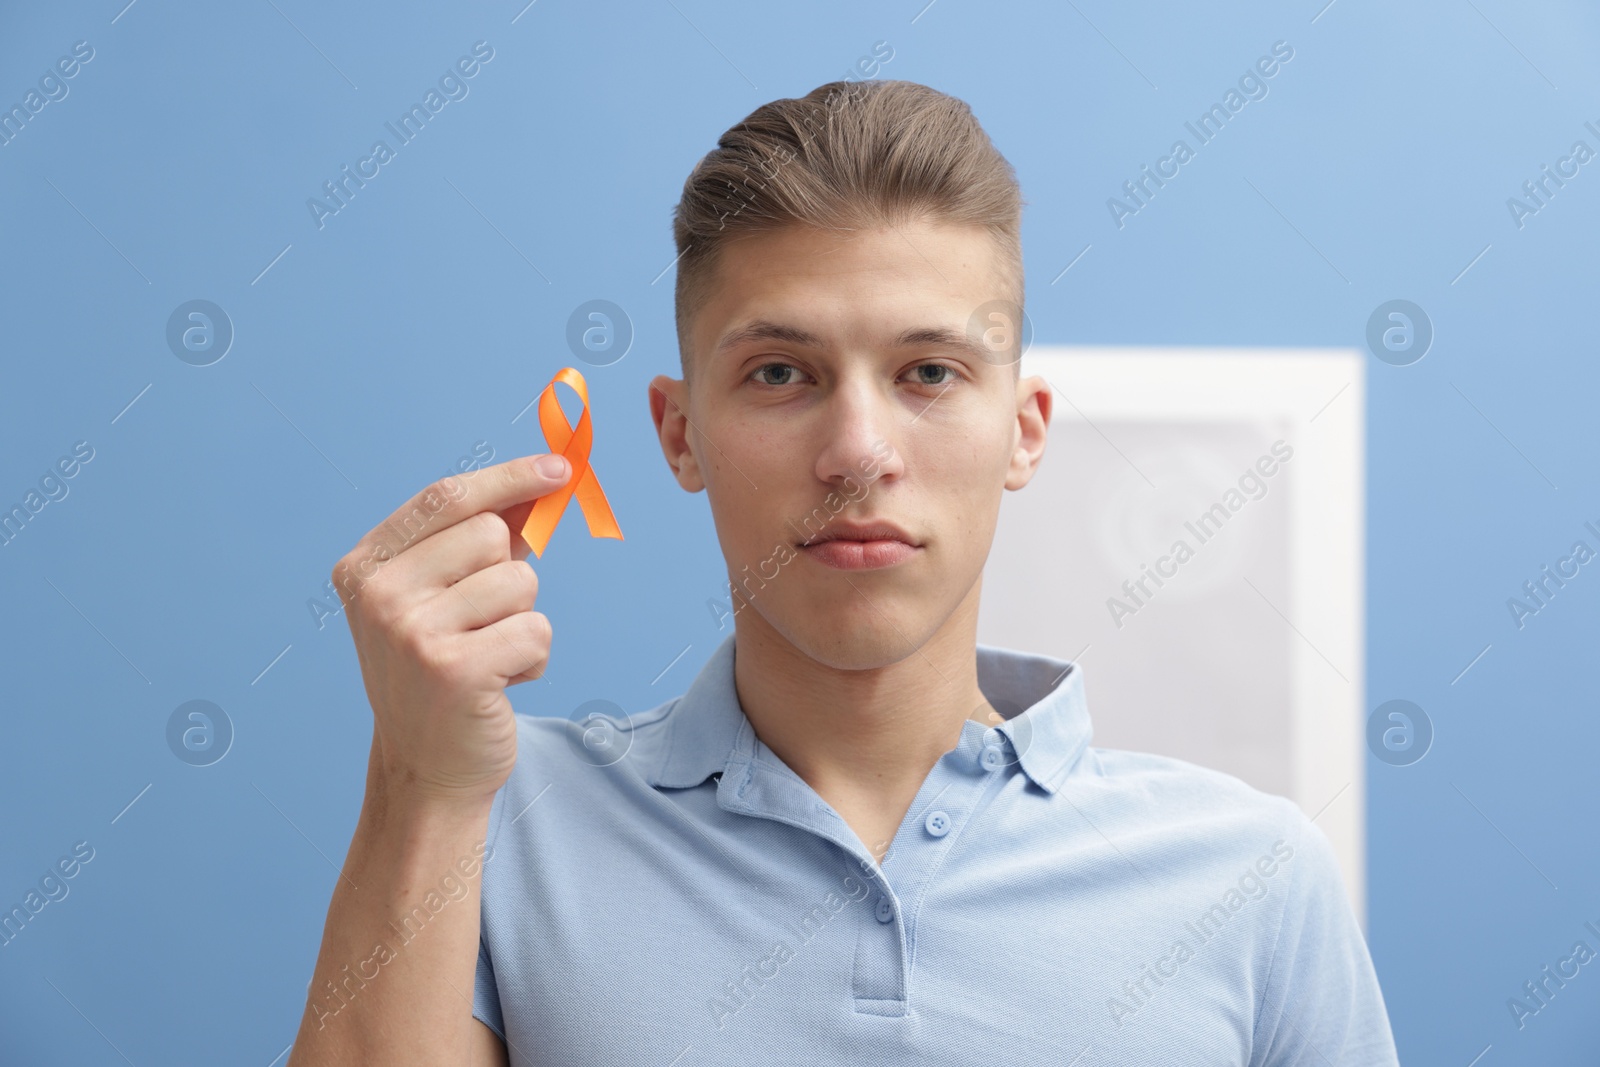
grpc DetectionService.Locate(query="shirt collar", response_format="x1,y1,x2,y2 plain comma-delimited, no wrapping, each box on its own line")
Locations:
645,632,1093,795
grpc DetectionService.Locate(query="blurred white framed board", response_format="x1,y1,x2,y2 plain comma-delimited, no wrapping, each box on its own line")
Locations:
977,346,1367,929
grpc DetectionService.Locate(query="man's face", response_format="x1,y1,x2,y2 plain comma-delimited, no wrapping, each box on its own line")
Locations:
649,220,1050,670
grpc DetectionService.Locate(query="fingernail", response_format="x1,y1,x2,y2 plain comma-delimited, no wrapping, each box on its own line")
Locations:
535,454,568,478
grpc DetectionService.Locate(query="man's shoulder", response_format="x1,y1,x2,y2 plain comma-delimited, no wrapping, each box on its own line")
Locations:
1084,743,1297,809
1074,743,1314,861
1069,745,1349,967
510,697,682,738
504,696,685,780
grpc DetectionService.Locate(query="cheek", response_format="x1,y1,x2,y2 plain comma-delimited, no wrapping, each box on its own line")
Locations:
700,442,769,542
706,430,764,489
941,434,1010,533
936,431,1004,485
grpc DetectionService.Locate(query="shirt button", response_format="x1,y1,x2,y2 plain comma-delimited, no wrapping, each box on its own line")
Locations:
875,897,894,923
924,809,952,837
979,744,1006,771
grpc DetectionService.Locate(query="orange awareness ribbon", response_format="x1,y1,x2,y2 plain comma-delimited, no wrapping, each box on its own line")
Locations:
519,366,624,558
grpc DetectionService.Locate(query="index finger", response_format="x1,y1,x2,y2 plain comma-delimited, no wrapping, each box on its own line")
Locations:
352,452,571,567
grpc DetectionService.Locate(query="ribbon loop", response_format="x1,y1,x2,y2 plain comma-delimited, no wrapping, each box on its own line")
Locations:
520,366,623,558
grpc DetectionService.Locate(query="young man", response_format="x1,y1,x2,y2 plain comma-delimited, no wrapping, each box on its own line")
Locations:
289,80,1399,1065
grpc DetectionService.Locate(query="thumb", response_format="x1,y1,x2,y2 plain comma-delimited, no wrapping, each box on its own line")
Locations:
533,453,568,481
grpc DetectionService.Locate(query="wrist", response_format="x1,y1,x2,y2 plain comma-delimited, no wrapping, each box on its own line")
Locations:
370,768,497,826
363,743,498,837
365,734,506,815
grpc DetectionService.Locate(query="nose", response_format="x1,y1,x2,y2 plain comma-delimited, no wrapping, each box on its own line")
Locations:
811,373,905,490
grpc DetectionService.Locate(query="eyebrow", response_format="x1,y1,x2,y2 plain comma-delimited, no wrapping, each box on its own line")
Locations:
714,320,988,361
715,320,823,354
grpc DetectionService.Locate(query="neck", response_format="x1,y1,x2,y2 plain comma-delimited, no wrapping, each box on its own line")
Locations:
728,578,992,831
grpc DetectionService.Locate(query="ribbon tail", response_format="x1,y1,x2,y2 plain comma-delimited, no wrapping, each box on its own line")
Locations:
521,477,577,558
573,466,624,541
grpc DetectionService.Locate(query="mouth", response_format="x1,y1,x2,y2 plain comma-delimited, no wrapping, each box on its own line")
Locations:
796,520,921,571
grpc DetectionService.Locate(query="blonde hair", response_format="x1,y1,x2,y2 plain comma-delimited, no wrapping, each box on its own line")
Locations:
670,79,1025,379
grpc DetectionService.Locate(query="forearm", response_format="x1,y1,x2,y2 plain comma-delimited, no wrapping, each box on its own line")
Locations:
287,743,496,1065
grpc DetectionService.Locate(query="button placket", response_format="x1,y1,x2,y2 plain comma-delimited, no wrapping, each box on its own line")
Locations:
848,724,1015,1014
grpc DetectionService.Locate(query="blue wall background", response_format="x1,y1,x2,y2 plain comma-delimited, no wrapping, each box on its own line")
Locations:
3,1,1597,1062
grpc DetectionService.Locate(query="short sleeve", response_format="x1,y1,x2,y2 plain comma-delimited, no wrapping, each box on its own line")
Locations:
1250,813,1400,1066
473,934,507,1043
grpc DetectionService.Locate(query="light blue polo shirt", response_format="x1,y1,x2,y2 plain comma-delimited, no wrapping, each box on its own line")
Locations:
474,633,1398,1065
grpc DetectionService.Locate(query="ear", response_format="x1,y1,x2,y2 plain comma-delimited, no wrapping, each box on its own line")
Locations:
648,374,705,492
1004,375,1051,490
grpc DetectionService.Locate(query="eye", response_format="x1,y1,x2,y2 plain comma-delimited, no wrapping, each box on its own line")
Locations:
746,361,961,389
749,362,809,387
906,362,959,387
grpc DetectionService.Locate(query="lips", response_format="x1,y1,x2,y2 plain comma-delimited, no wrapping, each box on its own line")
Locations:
796,520,921,571
800,520,918,547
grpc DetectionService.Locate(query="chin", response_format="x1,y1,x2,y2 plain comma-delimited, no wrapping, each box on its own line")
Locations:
750,598,931,671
